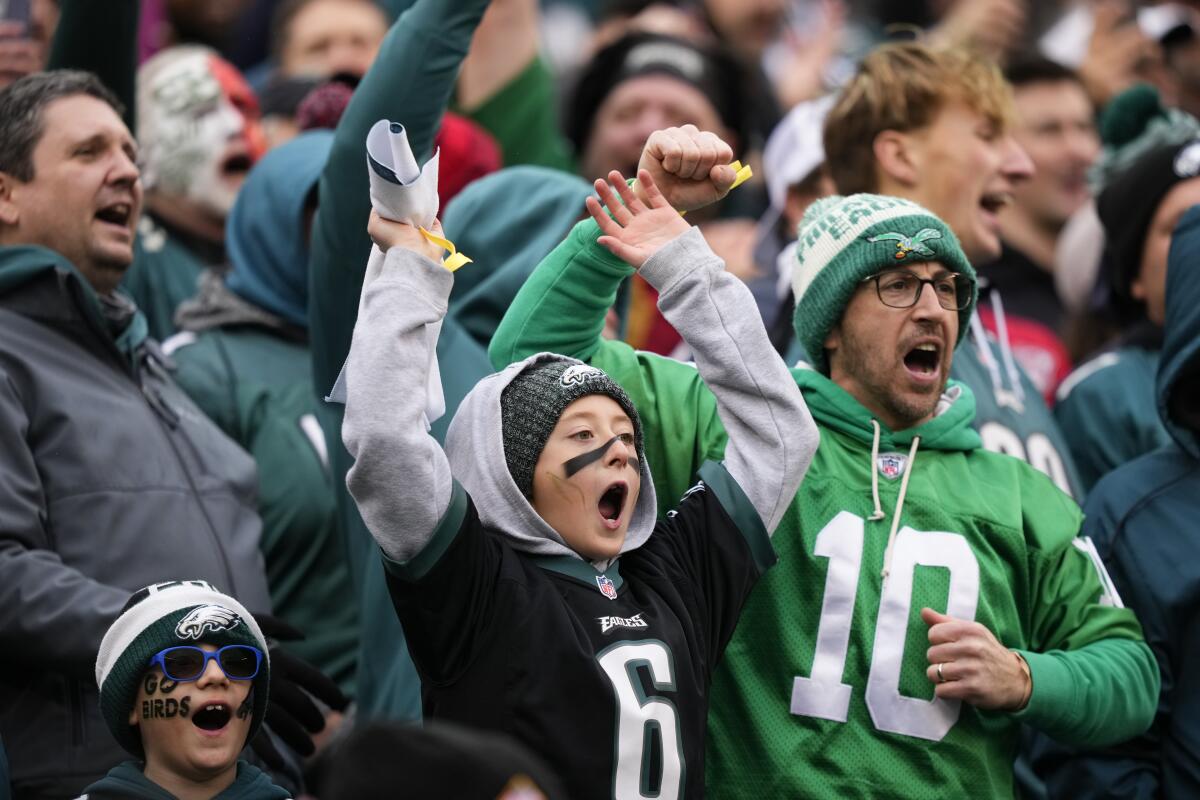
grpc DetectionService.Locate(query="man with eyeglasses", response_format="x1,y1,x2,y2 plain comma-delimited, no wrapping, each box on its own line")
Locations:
82,581,289,799
489,126,1158,797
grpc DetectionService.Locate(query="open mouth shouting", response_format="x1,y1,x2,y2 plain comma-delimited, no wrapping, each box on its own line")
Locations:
597,481,629,531
221,151,253,179
902,340,943,386
191,702,233,735
95,201,134,235
978,190,1012,228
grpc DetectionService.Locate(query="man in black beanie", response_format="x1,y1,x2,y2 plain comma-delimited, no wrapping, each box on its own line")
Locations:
566,32,749,185
1056,85,1200,492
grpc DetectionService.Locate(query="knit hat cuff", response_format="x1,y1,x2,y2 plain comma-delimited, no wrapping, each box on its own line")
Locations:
96,585,265,688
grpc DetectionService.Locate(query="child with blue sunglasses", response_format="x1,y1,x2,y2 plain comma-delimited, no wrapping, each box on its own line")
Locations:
80,581,289,799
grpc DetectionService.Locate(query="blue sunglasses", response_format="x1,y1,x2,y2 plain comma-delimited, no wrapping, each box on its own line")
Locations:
147,645,263,682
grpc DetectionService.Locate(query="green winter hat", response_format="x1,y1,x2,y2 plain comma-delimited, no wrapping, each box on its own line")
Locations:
791,193,977,374
95,581,270,758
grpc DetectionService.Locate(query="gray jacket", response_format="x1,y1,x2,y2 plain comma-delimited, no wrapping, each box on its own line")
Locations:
0,246,271,797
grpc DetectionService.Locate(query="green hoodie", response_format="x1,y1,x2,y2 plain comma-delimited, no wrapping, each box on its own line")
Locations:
77,760,290,800
304,0,501,720
491,217,1159,798
168,132,357,694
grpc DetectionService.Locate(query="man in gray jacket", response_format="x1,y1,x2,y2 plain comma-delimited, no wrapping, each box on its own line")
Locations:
0,70,272,797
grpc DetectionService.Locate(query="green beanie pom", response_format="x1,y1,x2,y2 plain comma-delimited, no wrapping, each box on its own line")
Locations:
1100,83,1167,147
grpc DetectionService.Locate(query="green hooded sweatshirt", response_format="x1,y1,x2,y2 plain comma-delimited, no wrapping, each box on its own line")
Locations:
76,760,289,800
167,131,358,693
491,217,1159,798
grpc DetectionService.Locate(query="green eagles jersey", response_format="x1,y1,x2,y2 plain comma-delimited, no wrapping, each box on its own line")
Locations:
705,374,1142,798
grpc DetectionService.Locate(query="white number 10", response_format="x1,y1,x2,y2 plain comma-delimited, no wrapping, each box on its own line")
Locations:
789,511,980,741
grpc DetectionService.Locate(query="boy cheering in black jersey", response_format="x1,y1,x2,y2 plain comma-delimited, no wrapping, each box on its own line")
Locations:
340,138,816,799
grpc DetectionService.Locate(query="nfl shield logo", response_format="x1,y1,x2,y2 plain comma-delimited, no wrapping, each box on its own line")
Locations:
877,453,907,480
596,575,618,600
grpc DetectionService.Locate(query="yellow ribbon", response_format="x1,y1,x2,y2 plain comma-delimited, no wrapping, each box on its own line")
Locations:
679,160,754,217
729,160,753,191
419,226,472,272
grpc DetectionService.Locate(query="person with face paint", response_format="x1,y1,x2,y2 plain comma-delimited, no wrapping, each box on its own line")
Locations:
339,153,816,800
80,581,288,800
121,45,266,341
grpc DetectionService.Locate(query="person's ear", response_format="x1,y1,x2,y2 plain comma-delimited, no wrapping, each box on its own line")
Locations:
128,703,139,727
823,323,842,363
1130,274,1147,301
873,130,920,189
0,172,21,227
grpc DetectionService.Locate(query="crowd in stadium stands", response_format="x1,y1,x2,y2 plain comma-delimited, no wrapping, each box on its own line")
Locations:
0,0,1197,798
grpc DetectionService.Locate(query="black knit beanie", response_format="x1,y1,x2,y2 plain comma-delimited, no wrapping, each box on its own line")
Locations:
565,32,747,158
1097,138,1200,307
500,360,645,498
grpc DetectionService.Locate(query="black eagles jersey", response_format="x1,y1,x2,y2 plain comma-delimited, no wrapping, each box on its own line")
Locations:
383,461,774,800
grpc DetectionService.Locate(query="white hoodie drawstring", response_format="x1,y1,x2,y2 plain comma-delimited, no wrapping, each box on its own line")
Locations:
988,290,1025,410
970,300,1024,413
881,436,920,579
868,419,886,521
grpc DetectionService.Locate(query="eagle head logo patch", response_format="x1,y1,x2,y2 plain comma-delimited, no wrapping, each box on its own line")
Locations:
560,363,605,387
867,228,942,260
175,604,242,640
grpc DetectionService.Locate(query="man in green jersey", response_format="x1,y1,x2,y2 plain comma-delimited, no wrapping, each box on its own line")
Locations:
490,123,1159,796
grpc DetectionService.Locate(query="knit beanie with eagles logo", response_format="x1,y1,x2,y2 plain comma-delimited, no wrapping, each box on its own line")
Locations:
95,580,271,758
500,358,646,499
791,193,977,374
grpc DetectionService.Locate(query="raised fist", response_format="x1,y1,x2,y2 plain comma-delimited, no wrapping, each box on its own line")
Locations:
635,125,737,212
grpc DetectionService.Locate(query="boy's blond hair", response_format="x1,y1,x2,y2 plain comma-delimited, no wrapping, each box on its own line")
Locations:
824,41,1015,195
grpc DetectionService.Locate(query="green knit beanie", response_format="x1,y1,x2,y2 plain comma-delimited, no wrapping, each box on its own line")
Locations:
791,193,977,373
95,581,270,758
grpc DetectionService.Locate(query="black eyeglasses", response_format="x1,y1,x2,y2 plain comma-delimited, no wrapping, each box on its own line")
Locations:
147,645,263,682
861,269,973,311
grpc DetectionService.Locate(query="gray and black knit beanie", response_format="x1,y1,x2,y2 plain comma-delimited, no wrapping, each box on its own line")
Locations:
500,359,645,499
95,581,270,758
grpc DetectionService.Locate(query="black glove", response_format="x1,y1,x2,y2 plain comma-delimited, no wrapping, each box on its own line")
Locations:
249,613,349,769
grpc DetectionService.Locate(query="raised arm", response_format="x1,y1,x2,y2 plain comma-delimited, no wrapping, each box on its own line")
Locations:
46,0,139,129
310,0,492,397
588,169,816,531
342,215,455,562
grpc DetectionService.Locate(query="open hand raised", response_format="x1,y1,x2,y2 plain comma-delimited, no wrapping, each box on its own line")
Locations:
587,169,690,269
635,125,737,212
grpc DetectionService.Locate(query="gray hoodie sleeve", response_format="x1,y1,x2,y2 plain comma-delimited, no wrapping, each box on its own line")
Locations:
638,226,817,533
343,247,455,563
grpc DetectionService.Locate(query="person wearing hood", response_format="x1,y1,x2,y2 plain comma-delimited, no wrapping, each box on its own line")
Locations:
327,165,596,724
165,130,358,697
1054,86,1200,495
0,70,272,796
78,581,289,800
491,125,1159,796
1033,204,1200,798
341,152,816,800
305,0,521,723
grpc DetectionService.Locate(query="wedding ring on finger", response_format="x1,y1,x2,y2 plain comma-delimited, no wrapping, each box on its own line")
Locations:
937,662,947,683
